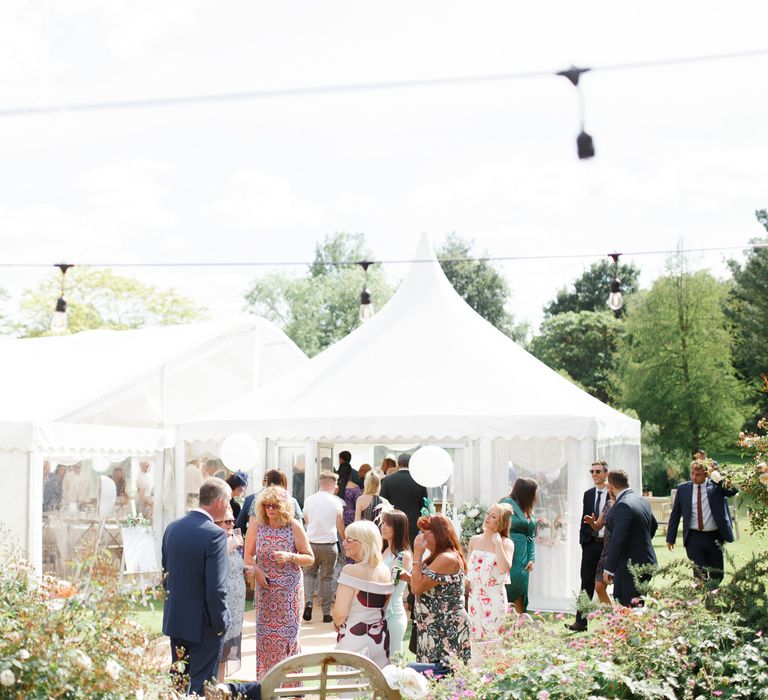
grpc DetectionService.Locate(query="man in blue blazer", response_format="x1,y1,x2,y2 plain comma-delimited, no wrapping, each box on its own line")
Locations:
666,459,738,582
603,469,658,607
162,477,261,698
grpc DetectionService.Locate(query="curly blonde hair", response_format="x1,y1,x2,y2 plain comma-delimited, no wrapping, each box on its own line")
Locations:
255,486,294,527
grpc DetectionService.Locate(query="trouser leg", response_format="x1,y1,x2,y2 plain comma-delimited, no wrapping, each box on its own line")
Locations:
575,540,602,625
304,545,321,604
315,543,337,614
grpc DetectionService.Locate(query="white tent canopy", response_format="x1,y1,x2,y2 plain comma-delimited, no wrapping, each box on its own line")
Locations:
183,237,638,444
0,317,308,574
180,236,640,610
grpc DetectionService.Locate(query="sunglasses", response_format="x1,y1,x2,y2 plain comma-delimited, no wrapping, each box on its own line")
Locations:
215,519,236,525
264,503,280,510
343,537,359,543
589,469,607,474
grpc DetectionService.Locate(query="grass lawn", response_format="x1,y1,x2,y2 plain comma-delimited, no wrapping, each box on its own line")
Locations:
130,595,255,638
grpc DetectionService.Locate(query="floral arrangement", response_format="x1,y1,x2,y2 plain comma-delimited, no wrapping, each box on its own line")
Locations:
382,664,429,699
455,502,487,546
121,512,151,529
0,542,168,698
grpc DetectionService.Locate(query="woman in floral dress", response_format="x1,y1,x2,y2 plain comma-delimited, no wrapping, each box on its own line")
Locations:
411,514,471,666
243,486,314,680
586,493,615,605
216,506,246,681
466,503,515,655
337,462,362,563
500,477,538,613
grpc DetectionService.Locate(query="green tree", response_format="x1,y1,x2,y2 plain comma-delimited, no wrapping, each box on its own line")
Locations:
243,232,393,357
726,209,768,424
616,255,746,453
437,233,528,343
544,258,641,317
16,267,206,337
530,310,623,403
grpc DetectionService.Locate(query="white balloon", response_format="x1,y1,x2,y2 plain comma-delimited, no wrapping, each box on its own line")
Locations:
92,456,111,473
410,446,454,488
220,433,259,471
98,475,116,520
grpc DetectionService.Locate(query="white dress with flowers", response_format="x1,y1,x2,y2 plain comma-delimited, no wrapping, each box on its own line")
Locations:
467,550,510,646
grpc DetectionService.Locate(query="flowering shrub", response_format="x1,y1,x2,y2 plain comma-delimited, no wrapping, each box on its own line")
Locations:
455,502,487,546
121,512,152,529
0,543,169,698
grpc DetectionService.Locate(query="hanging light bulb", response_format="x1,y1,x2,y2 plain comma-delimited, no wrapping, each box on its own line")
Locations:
357,260,375,323
50,263,74,333
558,65,595,160
607,253,623,315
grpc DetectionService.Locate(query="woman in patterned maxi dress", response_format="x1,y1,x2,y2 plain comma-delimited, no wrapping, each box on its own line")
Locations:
466,503,515,658
243,486,314,680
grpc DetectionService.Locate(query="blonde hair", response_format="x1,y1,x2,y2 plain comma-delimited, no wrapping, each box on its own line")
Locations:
363,470,381,496
255,486,294,527
492,503,513,538
345,520,384,567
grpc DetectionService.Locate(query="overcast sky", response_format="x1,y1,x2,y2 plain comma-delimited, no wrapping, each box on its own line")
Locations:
1,1,767,333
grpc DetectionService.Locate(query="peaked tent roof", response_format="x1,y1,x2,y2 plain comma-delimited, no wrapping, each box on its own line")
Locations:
181,236,639,443
1,317,307,429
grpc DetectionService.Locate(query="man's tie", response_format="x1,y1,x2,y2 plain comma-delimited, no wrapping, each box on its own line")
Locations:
696,484,704,530
595,491,602,519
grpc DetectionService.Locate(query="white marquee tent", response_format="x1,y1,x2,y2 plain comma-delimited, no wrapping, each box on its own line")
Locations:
0,317,307,573
180,236,641,610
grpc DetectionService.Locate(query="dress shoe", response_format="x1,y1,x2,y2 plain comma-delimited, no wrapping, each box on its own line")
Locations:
302,604,313,622
323,614,334,623
566,621,587,632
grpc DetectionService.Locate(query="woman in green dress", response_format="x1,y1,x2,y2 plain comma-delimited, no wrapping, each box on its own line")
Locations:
500,477,538,614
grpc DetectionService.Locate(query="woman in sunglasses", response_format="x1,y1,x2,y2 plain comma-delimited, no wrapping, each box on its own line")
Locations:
214,506,245,682
243,486,314,680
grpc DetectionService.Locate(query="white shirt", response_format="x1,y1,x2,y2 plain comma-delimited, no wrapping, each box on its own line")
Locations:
594,487,608,538
62,470,93,504
191,507,214,522
689,481,717,532
303,491,343,543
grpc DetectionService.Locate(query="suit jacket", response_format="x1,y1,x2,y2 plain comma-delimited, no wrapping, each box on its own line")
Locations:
235,494,256,535
379,469,428,542
579,486,608,545
339,462,364,489
666,479,738,546
162,510,230,642
604,489,657,603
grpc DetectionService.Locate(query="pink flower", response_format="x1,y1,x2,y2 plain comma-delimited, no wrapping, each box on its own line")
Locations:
714,692,723,696
555,613,565,619
537,692,550,700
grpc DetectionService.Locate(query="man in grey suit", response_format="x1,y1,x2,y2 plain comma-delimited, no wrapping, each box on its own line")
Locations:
666,459,738,582
162,477,261,698
603,469,658,607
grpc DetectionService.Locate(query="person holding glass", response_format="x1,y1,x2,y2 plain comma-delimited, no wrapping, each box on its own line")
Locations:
380,509,412,656
243,486,314,680
411,514,471,666
215,506,246,681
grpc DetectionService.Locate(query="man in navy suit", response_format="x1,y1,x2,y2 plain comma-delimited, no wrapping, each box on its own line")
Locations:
567,460,610,631
666,459,738,582
162,477,261,698
603,469,658,607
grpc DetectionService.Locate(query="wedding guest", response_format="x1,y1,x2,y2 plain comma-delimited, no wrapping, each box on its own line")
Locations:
333,521,394,668
499,477,537,614
411,515,471,666
467,503,514,654
302,471,345,623
244,486,314,680
338,450,364,488
226,470,249,520
111,466,127,498
62,463,93,507
358,463,373,483
43,464,66,512
355,470,390,522
135,461,154,519
380,509,412,656
380,457,397,476
379,453,428,545
215,506,246,681
337,463,362,562
587,492,615,606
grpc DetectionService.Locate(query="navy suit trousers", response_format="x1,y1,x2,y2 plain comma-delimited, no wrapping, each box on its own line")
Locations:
685,530,724,582
170,635,224,696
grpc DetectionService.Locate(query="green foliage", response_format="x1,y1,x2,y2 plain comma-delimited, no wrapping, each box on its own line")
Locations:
436,233,528,344
243,232,393,357
16,267,206,337
726,211,768,426
0,546,168,698
431,558,768,699
530,310,623,403
640,422,688,495
455,502,487,546
617,256,746,453
544,258,641,317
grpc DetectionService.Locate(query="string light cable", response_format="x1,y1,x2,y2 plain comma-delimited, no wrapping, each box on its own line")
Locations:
0,48,767,117
1,242,766,271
